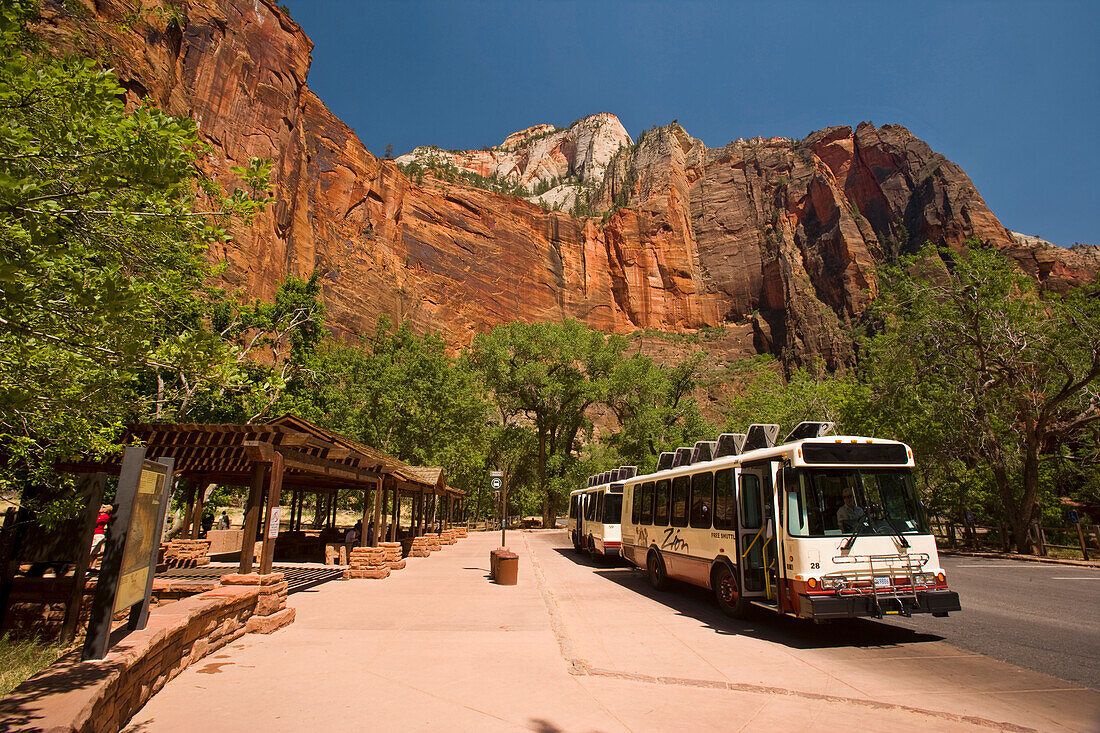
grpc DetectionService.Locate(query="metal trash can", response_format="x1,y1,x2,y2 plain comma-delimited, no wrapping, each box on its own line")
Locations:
490,546,507,579
494,550,519,585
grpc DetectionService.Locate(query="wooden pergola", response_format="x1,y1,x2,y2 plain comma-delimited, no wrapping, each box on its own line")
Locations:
63,414,466,574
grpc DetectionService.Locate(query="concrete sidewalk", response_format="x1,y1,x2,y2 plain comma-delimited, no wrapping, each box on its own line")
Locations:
126,531,1099,732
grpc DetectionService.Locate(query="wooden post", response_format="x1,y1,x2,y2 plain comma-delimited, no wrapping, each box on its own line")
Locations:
391,489,399,541
184,482,197,539
372,480,383,547
1037,525,1047,556
239,463,267,574
359,487,372,548
416,491,424,536
259,452,285,574
59,473,107,645
431,492,439,533
190,478,207,539
1076,523,1090,561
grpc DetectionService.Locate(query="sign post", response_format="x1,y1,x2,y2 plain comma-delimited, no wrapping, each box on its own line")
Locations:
83,447,173,660
490,470,506,548
1069,510,1089,561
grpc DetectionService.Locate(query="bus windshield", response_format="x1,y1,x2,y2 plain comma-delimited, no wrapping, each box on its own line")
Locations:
784,468,930,537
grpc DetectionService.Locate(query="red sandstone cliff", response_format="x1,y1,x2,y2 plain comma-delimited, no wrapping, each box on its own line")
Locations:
39,0,1100,369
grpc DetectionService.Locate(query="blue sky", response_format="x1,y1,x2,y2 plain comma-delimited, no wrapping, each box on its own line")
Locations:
285,1,1098,247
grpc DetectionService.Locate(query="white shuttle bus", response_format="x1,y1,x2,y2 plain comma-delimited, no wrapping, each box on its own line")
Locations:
618,422,961,620
568,467,636,559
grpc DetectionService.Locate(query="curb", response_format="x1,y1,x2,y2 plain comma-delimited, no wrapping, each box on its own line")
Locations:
939,549,1100,569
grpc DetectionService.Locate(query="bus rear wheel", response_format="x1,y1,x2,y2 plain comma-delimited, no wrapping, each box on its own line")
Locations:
714,564,748,618
647,551,669,591
587,535,601,562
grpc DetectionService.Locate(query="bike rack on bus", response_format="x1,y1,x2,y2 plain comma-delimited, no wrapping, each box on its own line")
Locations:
829,553,929,617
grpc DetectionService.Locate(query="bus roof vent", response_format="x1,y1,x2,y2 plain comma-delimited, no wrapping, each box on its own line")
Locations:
673,447,694,467
743,424,780,451
657,452,675,471
784,421,835,443
610,468,621,482
601,471,610,484
692,441,717,463
587,475,594,487
619,466,638,479
715,433,746,457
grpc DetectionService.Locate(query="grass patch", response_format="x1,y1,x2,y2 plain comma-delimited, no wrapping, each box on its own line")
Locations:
0,634,69,697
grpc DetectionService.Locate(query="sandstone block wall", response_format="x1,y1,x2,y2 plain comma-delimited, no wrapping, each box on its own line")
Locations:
0,573,295,733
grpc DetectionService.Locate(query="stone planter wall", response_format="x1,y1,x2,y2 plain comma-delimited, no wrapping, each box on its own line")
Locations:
0,572,295,733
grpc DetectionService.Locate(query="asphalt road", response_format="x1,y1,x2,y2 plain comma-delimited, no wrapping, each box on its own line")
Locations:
880,555,1100,690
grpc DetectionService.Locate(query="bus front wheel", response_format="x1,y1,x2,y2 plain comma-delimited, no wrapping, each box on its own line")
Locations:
647,551,669,591
714,564,748,618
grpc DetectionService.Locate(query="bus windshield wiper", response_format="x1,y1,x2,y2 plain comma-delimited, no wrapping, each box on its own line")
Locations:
842,513,910,551
842,513,873,551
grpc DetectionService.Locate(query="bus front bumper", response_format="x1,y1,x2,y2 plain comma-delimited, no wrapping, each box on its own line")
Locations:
798,590,961,619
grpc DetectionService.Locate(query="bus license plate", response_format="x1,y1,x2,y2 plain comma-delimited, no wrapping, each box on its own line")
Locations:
874,576,890,589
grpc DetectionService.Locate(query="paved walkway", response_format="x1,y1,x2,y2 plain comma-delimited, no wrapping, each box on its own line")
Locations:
126,531,1100,732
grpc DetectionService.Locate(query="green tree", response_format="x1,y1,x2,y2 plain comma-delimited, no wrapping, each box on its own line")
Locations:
721,355,861,436
0,1,269,515
468,320,626,526
859,243,1100,553
298,317,490,496
605,351,715,471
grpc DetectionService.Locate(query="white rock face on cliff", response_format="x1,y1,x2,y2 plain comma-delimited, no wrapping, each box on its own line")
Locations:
395,112,633,197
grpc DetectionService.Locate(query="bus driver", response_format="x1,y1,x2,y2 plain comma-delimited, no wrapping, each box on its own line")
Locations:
837,488,865,532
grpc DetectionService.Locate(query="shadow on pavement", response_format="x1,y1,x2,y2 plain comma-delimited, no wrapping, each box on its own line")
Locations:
550,545,944,650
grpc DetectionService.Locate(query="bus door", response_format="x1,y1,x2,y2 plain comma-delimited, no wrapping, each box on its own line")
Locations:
738,463,777,602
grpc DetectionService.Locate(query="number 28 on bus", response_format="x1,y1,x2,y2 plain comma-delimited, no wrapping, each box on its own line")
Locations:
587,421,961,621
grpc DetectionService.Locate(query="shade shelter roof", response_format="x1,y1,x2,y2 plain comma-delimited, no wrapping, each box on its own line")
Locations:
62,414,460,495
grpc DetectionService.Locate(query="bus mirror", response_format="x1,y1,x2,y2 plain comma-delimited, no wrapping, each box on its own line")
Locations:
765,516,775,540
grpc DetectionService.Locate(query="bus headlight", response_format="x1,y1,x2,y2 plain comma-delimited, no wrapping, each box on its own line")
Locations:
820,576,849,590
912,573,935,585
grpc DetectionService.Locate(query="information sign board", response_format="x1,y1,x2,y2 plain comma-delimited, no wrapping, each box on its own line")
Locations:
83,447,173,660
113,466,168,613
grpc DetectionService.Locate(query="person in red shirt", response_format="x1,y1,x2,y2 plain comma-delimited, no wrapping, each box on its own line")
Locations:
91,504,112,555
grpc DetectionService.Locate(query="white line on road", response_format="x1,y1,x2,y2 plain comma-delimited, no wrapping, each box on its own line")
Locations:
1051,577,1100,580
956,564,1042,568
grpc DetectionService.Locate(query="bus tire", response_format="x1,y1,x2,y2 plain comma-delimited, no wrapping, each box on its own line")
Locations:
571,531,583,552
587,535,600,562
713,564,748,618
647,550,670,591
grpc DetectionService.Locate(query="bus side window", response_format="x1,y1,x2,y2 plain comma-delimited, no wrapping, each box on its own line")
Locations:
631,486,641,524
584,493,597,521
740,473,762,529
640,482,654,524
714,469,736,530
671,475,690,527
690,472,713,528
596,491,605,523
654,479,670,526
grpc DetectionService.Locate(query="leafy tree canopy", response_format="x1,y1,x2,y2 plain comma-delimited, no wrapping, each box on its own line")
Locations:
0,0,270,514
